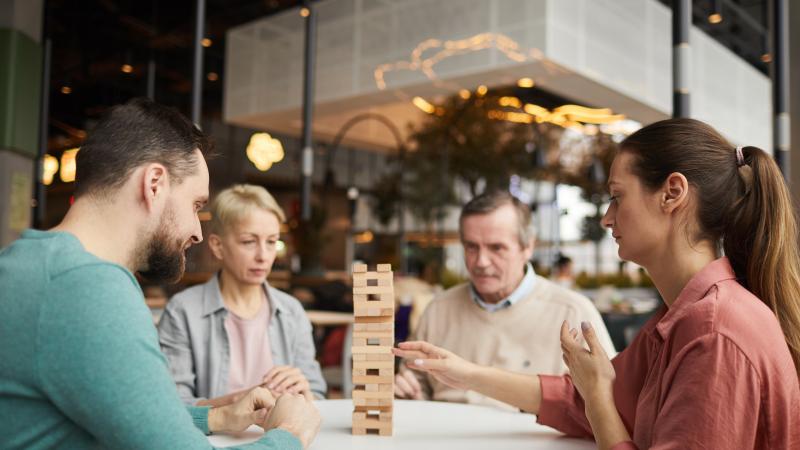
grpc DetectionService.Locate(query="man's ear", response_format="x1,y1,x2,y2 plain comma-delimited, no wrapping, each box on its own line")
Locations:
523,237,535,260
208,233,224,260
140,163,169,212
661,172,689,214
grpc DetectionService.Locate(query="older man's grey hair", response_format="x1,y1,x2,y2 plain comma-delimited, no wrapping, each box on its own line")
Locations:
459,190,536,248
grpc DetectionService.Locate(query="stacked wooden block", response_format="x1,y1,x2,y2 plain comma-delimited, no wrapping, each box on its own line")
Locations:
351,263,394,436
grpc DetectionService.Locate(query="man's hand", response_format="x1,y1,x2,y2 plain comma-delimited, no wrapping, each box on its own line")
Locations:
262,366,311,396
394,370,424,400
263,392,321,449
208,386,275,433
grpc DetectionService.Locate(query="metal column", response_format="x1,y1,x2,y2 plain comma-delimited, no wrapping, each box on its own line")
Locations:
672,0,691,118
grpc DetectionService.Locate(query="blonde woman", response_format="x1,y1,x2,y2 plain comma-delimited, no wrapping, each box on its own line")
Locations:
159,184,326,406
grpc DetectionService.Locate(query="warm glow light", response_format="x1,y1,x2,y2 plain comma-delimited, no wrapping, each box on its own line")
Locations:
300,7,310,17
207,72,219,81
487,110,533,124
354,230,374,244
476,85,488,97
121,64,133,73
708,13,722,24
499,96,522,108
60,148,79,182
761,53,772,63
61,86,72,95
458,89,471,99
246,133,285,171
201,38,212,47
517,77,534,88
43,155,59,185
412,96,436,114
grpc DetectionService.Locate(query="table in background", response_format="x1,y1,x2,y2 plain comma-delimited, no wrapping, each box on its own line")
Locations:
209,399,594,449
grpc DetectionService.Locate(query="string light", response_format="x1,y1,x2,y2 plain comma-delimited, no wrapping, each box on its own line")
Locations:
374,32,559,90
517,77,534,88
412,96,436,114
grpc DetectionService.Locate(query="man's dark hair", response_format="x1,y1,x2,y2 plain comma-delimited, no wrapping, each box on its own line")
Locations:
74,98,212,198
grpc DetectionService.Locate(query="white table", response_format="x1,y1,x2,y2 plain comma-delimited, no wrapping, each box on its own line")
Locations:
209,399,594,449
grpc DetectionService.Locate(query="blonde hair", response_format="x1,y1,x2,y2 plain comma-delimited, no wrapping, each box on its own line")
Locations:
208,184,286,235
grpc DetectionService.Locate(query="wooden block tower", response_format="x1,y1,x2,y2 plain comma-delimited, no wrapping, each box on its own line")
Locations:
351,263,394,436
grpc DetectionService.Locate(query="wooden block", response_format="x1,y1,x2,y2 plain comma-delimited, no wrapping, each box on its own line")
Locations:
354,307,394,318
353,375,393,384
353,369,367,377
353,330,394,339
353,276,367,287
353,285,394,295
354,405,393,413
366,322,393,331
354,316,394,324
379,368,393,376
352,337,367,347
352,298,394,309
380,383,393,392
379,427,392,436
377,264,392,272
352,418,392,429
378,277,391,287
352,389,393,400
352,359,393,369
352,427,366,435
352,353,367,361
366,353,393,361
353,263,367,273
365,383,379,392
351,346,391,355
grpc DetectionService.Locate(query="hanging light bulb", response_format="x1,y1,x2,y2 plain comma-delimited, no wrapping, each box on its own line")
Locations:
246,132,285,171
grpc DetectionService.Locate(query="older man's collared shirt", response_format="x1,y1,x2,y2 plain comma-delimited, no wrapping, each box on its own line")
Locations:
469,262,537,312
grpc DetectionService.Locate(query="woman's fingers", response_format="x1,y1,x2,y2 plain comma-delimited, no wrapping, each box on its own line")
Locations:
392,348,433,361
397,341,449,358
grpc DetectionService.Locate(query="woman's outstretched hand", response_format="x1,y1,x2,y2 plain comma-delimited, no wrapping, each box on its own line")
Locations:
392,341,477,391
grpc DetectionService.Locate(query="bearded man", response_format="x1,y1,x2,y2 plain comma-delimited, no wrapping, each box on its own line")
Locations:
0,98,319,450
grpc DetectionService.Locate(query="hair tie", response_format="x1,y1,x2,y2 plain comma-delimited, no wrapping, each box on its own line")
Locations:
735,146,745,167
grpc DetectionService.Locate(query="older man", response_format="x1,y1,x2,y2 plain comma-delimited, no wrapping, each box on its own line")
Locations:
395,191,615,409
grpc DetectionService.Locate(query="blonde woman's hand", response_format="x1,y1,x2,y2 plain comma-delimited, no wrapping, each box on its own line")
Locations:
262,366,311,396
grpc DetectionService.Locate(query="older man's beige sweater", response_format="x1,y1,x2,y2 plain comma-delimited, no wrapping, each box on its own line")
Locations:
409,276,615,410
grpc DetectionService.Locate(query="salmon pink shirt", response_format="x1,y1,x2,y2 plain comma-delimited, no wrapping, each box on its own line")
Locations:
538,257,800,449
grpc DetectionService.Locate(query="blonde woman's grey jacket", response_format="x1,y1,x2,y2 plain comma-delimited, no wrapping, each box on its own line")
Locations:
157,274,326,403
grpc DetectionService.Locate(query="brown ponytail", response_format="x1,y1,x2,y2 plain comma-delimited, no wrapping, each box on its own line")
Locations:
621,118,800,379
723,146,800,378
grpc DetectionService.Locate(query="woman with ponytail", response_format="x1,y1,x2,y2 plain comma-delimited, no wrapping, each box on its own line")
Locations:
394,118,800,449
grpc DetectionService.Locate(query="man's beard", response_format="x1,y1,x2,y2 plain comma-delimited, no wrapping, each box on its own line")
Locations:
137,208,187,284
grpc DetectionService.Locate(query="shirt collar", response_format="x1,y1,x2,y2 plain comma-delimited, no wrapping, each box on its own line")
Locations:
654,257,737,339
470,262,537,312
202,272,282,317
